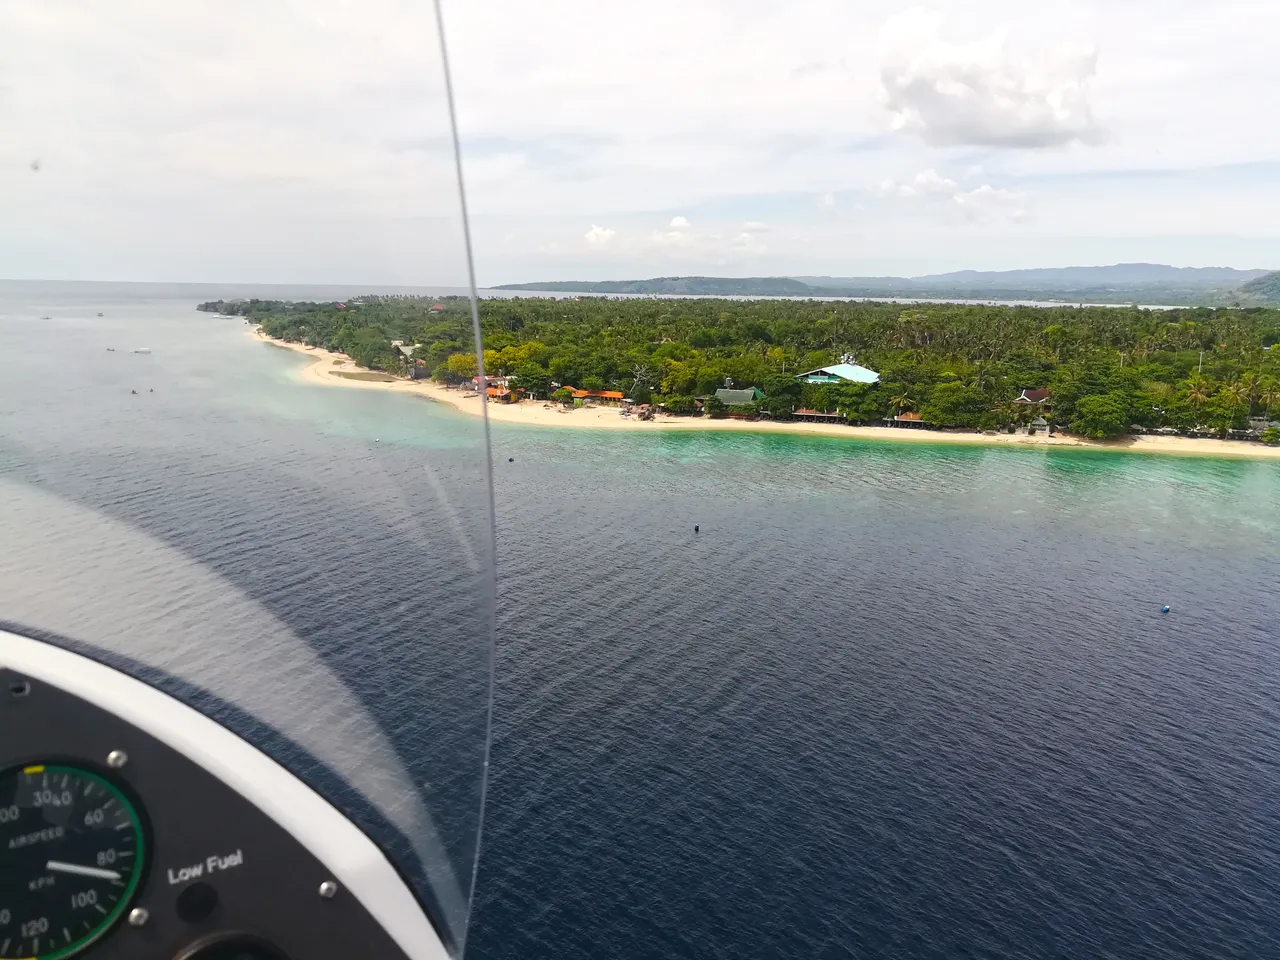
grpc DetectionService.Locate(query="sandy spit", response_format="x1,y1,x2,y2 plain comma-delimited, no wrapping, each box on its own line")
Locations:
253,330,1280,459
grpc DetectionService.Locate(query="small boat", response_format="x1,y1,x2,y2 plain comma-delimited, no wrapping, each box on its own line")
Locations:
133,347,151,355
106,347,116,352
40,315,52,320
97,312,104,317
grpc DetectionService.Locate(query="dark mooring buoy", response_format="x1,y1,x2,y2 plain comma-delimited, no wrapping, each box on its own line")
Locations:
508,457,514,462
694,524,699,533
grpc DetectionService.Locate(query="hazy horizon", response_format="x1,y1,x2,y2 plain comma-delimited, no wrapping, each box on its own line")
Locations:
4,258,1276,291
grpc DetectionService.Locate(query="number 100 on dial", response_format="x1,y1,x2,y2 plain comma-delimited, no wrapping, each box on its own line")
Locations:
0,765,147,960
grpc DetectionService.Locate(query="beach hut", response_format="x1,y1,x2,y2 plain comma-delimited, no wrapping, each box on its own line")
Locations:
792,408,847,423
714,387,764,405
884,411,928,429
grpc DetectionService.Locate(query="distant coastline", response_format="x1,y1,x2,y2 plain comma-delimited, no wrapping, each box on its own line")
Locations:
492,265,1280,307
254,330,1280,459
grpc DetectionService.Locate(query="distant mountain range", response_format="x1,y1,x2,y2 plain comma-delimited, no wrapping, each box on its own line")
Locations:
494,264,1280,306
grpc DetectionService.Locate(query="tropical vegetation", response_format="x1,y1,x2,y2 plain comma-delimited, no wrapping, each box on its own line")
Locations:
199,296,1280,439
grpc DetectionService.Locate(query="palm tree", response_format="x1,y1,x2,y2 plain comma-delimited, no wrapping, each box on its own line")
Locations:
1186,378,1210,412
1224,381,1248,411
889,389,915,414
1260,377,1280,416
1241,372,1262,414
967,364,997,396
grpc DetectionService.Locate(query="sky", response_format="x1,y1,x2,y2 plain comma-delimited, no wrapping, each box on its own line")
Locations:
3,0,1279,284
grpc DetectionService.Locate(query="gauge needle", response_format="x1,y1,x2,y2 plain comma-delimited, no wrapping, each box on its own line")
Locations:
45,861,121,881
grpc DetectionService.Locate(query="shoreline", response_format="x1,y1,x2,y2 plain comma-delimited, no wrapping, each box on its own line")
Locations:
253,329,1280,459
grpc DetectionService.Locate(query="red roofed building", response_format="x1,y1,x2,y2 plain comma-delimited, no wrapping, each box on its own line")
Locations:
569,389,626,404
1012,388,1051,405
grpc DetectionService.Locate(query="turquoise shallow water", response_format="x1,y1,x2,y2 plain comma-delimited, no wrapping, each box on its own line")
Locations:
2,282,1277,959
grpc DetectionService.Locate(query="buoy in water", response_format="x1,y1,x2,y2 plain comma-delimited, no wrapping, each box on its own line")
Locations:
1161,605,1170,614
508,457,514,462
694,524,699,533
130,389,136,395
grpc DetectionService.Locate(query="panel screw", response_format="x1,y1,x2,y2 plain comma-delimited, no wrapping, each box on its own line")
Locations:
107,750,129,769
318,881,338,899
128,907,149,927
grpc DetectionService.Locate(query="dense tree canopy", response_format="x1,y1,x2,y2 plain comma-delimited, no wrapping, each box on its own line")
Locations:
201,295,1280,436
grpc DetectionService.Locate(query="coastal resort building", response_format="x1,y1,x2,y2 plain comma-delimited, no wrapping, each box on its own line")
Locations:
791,408,847,423
884,411,928,429
570,388,626,405
1025,415,1050,436
796,362,880,385
1012,387,1051,406
485,386,515,403
392,341,424,379
714,386,765,405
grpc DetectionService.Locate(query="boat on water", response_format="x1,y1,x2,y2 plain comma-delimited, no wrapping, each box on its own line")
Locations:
97,312,104,317
133,347,152,354
39,315,51,320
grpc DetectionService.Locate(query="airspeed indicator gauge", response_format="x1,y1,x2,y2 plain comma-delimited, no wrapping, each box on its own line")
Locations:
0,764,146,960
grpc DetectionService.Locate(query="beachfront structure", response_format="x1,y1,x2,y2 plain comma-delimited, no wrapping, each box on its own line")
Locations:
884,411,928,429
568,388,626,404
792,408,847,423
1026,416,1050,436
1012,388,1051,405
715,387,765,405
796,362,880,385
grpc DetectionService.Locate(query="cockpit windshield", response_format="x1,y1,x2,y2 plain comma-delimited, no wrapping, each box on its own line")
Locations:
0,2,493,953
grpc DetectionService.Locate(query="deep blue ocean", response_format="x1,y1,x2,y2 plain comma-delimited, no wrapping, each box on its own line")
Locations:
1,283,1277,959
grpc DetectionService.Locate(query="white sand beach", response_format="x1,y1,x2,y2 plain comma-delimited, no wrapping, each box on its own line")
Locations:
255,330,1280,459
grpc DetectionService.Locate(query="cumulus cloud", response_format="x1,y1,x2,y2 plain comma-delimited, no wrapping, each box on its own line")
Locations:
641,215,768,258
650,215,696,247
878,169,958,198
584,224,616,246
879,169,1027,221
732,231,767,254
879,9,1104,148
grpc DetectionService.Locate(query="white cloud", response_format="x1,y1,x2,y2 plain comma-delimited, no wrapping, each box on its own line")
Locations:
879,9,1104,148
879,169,1027,222
878,169,958,198
952,184,1027,222
584,224,616,246
5,0,1280,282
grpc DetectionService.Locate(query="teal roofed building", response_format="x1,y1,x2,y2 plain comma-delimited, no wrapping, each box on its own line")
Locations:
714,387,764,405
796,362,880,385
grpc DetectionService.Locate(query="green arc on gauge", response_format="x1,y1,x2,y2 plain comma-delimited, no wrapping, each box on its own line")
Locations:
0,764,147,960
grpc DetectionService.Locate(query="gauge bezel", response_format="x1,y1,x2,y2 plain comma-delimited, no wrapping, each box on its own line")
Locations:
0,758,150,960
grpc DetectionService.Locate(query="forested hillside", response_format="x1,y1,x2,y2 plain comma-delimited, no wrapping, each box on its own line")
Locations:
1240,271,1280,305
201,296,1280,439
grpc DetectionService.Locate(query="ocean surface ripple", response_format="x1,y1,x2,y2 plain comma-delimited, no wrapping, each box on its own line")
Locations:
1,284,1276,959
